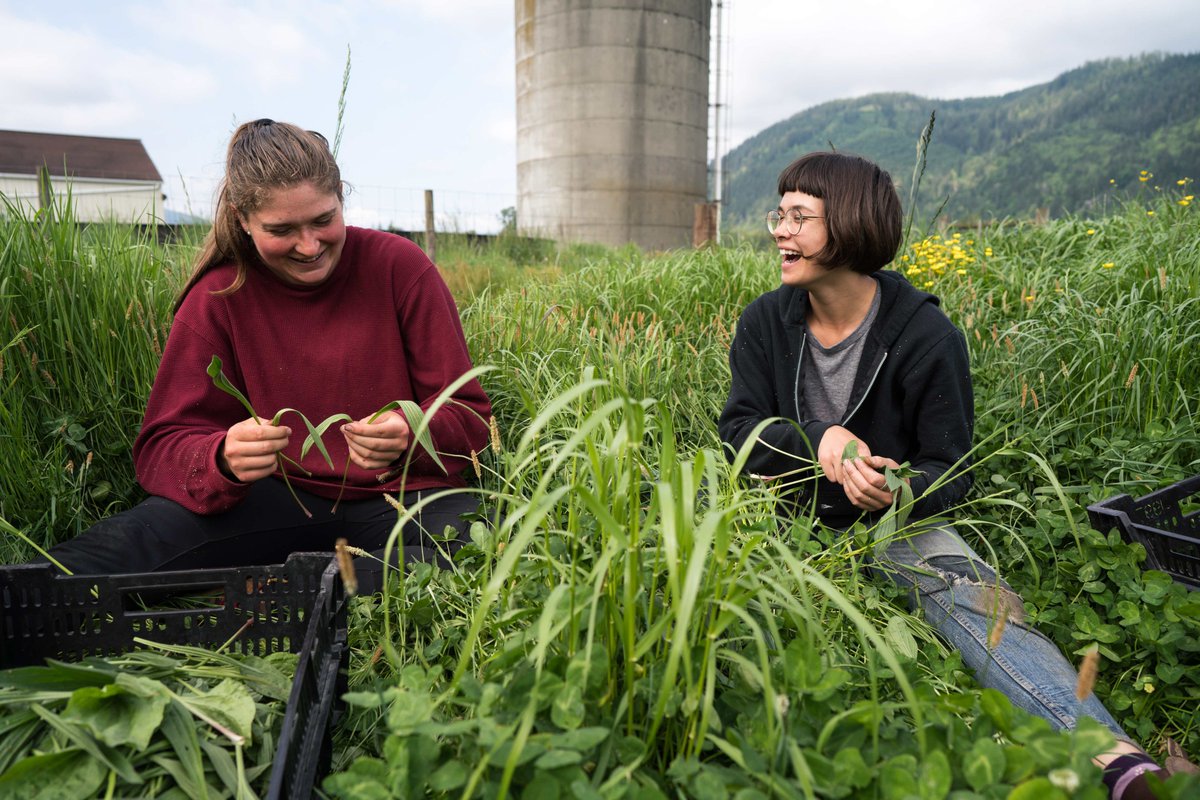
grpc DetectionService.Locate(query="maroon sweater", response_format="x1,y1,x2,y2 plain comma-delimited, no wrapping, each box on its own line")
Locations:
133,227,491,514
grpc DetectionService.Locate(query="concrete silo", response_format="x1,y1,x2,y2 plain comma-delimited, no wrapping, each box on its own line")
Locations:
515,0,711,250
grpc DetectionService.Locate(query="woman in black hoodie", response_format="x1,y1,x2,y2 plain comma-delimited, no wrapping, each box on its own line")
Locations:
719,152,1167,798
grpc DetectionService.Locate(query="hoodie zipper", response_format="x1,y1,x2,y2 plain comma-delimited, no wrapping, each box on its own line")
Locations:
841,351,888,425
793,332,889,426
792,332,807,415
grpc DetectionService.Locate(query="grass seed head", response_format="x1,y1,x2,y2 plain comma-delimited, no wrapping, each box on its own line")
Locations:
335,537,358,597
988,609,1007,649
489,416,502,453
1125,362,1139,389
1075,647,1100,701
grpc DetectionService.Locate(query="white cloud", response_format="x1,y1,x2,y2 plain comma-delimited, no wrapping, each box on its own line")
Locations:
0,10,215,133
130,0,345,88
723,0,1200,149
343,203,391,229
370,0,511,31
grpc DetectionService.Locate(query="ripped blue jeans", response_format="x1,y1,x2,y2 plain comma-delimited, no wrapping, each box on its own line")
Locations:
872,525,1130,742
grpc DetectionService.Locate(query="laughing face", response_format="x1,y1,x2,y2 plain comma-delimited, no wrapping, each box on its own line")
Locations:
772,191,829,287
240,181,346,287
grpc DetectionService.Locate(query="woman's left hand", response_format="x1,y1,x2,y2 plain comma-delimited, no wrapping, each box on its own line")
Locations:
342,411,412,471
841,455,906,511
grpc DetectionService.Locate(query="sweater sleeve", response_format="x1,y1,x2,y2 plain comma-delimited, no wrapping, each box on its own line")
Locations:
132,318,252,514
901,327,975,518
718,302,821,481
394,267,491,476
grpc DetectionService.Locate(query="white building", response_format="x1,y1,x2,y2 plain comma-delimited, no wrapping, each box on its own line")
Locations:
0,130,163,223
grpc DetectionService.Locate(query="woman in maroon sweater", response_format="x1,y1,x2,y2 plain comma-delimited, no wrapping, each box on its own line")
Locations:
47,119,491,587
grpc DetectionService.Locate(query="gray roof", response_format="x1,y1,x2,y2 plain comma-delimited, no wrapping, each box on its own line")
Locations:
0,129,162,182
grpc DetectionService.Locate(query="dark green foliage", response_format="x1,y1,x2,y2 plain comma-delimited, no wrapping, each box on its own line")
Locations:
722,52,1200,226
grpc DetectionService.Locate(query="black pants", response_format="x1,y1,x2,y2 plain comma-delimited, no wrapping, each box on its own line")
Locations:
44,479,481,592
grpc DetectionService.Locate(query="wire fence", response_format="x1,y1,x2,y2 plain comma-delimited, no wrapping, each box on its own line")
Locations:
162,174,516,234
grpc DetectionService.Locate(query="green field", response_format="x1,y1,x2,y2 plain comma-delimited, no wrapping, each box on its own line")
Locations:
1,182,1198,797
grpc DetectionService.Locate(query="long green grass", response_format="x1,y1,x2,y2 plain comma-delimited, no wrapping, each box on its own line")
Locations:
0,196,193,550
1,181,1198,796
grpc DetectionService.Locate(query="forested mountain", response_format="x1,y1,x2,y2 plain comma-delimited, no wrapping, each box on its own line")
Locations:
720,52,1200,227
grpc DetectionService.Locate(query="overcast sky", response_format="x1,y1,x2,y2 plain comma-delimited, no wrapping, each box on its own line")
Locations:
2,0,1196,230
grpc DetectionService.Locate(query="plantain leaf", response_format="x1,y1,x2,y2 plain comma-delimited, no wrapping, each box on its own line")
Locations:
0,711,41,775
28,704,142,784
158,701,208,798
179,679,257,745
370,400,447,474
841,440,860,461
302,413,353,459
273,408,335,470
62,673,170,751
0,748,107,799
873,463,922,556
206,356,258,420
0,659,116,692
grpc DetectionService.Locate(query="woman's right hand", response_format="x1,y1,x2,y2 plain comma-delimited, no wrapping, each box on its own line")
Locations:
218,417,291,483
817,425,873,485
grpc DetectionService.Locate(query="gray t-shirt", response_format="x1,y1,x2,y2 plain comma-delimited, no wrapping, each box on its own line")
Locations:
803,280,881,423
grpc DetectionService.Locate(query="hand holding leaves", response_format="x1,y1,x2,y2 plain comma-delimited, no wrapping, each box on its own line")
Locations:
207,356,337,472
220,417,291,483
341,411,411,471
206,356,448,516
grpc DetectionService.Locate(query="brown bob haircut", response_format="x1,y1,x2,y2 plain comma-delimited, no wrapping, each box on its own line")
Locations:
776,152,902,274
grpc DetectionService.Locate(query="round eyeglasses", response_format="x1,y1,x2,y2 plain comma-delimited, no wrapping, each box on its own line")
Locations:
766,209,823,236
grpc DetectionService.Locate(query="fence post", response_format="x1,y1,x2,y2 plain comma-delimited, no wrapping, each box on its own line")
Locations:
693,202,717,248
424,189,436,263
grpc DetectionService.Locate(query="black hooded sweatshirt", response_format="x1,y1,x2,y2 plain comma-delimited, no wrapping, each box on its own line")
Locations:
718,270,974,529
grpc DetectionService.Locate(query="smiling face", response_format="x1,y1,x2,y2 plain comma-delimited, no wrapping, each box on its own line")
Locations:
239,181,346,287
773,191,830,287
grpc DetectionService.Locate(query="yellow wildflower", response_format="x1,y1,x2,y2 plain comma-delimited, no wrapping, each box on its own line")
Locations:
1102,262,1115,269
1086,229,1096,235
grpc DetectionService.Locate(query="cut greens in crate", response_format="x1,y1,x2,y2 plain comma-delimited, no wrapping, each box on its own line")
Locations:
0,644,296,799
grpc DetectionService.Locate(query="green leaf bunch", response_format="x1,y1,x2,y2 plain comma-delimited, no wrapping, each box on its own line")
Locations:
0,648,296,799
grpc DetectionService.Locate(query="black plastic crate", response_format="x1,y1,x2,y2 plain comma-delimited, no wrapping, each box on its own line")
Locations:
0,552,348,799
269,556,348,800
1087,474,1200,589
